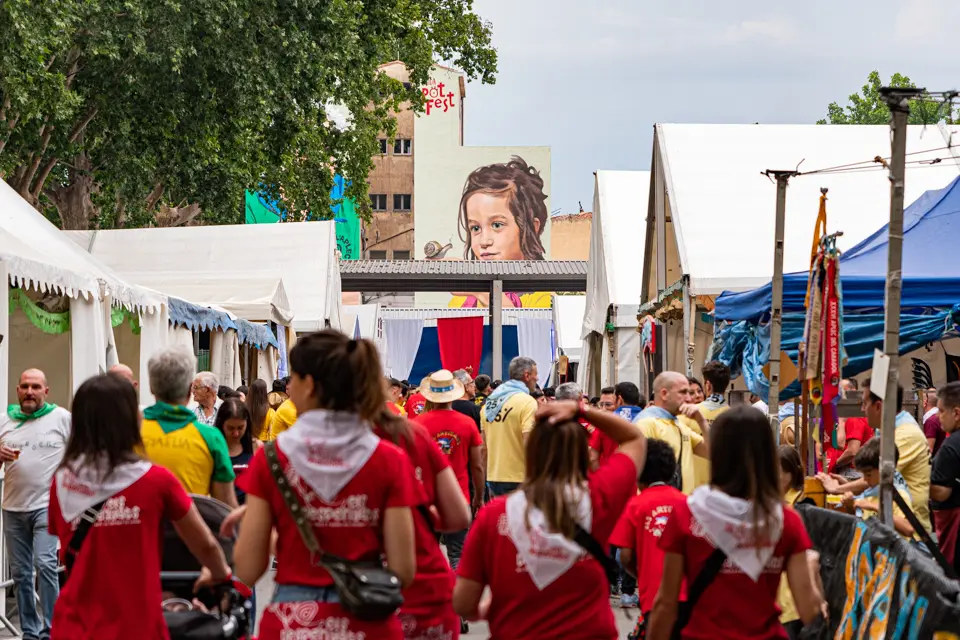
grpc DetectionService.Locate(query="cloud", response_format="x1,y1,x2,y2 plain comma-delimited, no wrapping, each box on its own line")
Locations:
722,19,798,45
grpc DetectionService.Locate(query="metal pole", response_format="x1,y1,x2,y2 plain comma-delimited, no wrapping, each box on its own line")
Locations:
765,171,795,429
491,279,503,381
681,277,693,377
878,88,917,525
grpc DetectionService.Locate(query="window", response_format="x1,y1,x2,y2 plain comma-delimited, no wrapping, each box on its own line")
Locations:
378,139,388,154
371,194,387,211
393,194,411,211
368,250,387,260
394,139,412,155
393,250,411,260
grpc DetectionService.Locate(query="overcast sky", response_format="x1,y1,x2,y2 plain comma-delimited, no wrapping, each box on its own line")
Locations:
464,0,960,214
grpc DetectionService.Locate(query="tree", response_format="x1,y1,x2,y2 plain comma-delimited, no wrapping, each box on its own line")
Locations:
817,71,955,125
0,0,497,229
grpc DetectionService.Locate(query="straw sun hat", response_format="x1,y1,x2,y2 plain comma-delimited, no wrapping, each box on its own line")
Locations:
420,369,464,404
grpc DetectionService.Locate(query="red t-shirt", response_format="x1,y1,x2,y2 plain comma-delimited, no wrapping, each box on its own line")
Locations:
415,409,482,501
406,393,427,417
658,500,812,640
608,484,688,613
458,453,638,640
827,417,874,472
375,422,455,613
238,439,421,588
48,465,192,640
587,427,619,468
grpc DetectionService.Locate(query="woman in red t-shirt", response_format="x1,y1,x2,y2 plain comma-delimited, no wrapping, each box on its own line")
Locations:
452,400,647,639
49,373,231,640
234,331,420,639
376,411,471,639
647,406,823,640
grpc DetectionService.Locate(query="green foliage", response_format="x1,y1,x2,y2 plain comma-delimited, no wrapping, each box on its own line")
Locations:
0,0,497,229
817,71,956,125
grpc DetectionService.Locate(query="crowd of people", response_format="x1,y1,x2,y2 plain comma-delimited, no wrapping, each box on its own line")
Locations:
1,333,958,639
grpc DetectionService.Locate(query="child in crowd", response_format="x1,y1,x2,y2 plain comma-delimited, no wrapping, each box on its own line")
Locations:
841,437,916,540
610,439,688,639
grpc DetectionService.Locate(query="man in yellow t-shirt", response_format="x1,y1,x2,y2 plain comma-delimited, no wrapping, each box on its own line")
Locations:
270,398,298,438
482,357,539,497
633,372,709,495
692,361,732,488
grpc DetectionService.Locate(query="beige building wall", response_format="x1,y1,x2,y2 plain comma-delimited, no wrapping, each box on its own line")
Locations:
550,213,592,261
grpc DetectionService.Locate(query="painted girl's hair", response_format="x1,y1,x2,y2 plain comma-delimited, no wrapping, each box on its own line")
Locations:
458,156,548,260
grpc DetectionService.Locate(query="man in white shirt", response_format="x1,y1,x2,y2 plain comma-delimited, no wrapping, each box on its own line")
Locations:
0,369,71,640
190,371,221,426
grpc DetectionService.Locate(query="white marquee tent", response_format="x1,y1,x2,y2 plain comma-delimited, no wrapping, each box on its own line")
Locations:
578,171,649,395
0,180,166,408
644,123,960,377
65,221,344,333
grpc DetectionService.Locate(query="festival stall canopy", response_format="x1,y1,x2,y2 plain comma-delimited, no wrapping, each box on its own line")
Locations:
715,175,960,322
651,123,960,297
64,221,343,332
556,295,586,363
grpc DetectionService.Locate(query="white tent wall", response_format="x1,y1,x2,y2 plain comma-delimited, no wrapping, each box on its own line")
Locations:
138,305,171,406
663,314,714,383
64,222,342,333
257,347,279,385
168,325,195,351
114,320,142,388
0,264,8,410
69,294,111,394
9,311,70,406
211,329,242,389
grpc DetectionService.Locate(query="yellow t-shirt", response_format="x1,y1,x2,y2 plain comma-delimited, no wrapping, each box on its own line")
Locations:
895,412,931,532
257,407,276,441
859,487,918,541
482,392,538,483
139,415,235,496
693,402,728,489
633,413,704,495
778,489,806,623
270,399,298,438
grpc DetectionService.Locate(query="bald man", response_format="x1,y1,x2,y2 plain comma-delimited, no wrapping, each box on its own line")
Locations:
632,372,710,494
109,363,138,389
0,369,71,638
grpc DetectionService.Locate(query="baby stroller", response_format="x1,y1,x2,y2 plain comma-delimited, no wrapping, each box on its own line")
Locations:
161,495,253,640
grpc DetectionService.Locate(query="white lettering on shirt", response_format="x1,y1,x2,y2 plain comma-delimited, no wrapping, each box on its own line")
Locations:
69,496,141,529
305,494,379,528
269,603,367,639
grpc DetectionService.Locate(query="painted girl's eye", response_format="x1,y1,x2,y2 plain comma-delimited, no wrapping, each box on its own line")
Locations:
469,224,481,233
492,221,505,230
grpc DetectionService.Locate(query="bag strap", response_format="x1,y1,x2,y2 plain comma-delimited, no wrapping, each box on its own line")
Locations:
891,488,957,580
573,523,620,585
672,547,727,634
264,440,323,557
65,500,108,577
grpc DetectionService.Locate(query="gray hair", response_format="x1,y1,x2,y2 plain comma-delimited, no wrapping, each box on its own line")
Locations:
453,369,472,385
195,371,219,392
148,345,197,403
508,356,537,381
555,382,582,401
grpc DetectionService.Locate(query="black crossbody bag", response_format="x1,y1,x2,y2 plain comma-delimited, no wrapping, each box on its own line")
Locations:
264,441,404,621
571,524,621,586
64,500,108,580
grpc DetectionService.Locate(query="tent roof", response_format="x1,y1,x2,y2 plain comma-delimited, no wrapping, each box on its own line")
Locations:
64,221,342,332
343,304,380,340
122,274,294,325
583,171,649,338
0,182,161,309
716,175,960,321
656,123,960,295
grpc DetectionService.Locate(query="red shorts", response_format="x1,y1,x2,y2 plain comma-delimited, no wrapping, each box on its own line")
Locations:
258,602,403,639
398,605,460,640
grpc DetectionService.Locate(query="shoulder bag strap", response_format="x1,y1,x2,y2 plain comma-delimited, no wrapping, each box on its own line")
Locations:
65,500,108,577
891,489,957,580
672,547,727,636
573,523,621,585
264,440,323,558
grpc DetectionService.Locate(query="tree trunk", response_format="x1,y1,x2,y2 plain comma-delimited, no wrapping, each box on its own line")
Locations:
46,155,99,230
154,201,202,227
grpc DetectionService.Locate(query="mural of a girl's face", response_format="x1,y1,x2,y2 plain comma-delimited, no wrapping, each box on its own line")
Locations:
466,191,541,261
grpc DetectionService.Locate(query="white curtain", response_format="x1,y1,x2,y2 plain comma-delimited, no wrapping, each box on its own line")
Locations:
0,263,8,411
139,304,171,406
257,346,279,385
168,325,194,351
277,327,289,378
70,294,109,395
518,318,555,388
383,318,423,380
211,329,241,389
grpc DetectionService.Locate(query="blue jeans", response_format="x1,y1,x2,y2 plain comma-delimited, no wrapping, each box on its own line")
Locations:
442,529,468,572
487,481,520,498
273,583,339,603
4,508,59,640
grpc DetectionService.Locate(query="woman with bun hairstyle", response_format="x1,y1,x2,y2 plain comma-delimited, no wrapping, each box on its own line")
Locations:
452,399,647,638
234,330,420,639
375,405,472,638
449,156,551,309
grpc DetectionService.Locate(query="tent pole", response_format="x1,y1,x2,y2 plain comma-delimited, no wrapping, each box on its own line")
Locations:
877,87,918,525
682,277,694,377
764,170,796,433
798,344,809,472
491,279,503,381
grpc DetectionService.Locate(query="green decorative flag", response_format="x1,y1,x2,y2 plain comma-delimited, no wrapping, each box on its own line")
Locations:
244,190,282,224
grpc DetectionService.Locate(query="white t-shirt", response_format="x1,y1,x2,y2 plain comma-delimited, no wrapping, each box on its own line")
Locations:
0,407,72,512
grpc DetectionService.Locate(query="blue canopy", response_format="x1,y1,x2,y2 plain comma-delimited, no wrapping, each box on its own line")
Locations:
715,176,960,321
